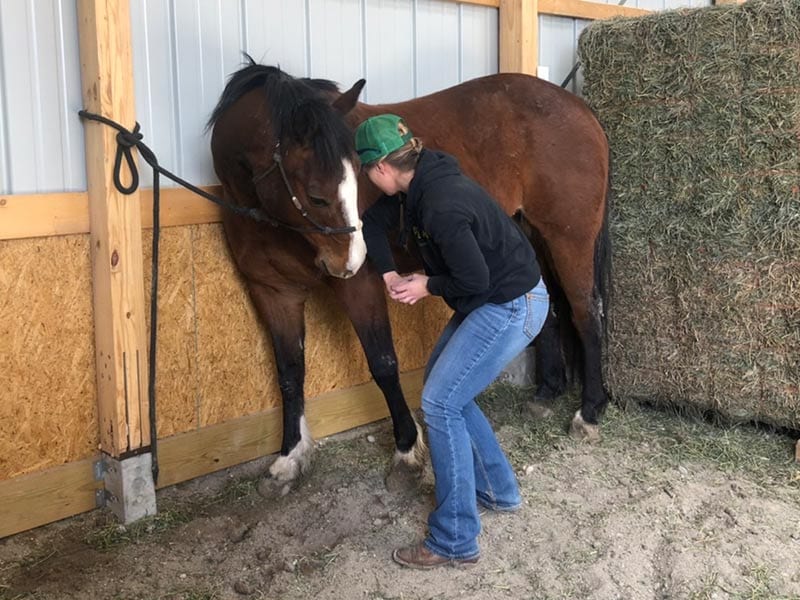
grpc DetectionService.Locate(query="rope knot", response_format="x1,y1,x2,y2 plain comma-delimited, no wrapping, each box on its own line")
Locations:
116,127,143,148
112,123,144,195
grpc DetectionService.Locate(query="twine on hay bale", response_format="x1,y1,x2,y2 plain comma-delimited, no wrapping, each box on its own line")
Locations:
579,0,800,428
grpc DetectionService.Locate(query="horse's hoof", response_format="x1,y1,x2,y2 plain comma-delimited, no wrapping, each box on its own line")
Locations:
526,401,554,420
569,410,601,442
268,437,314,482
384,460,424,494
256,476,296,499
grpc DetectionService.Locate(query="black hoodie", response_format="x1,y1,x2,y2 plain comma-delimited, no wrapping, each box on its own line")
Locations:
363,149,541,315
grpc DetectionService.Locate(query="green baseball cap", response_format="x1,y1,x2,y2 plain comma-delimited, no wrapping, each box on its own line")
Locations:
354,114,414,166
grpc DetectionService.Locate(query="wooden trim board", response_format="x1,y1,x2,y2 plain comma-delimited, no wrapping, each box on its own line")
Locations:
0,369,424,539
0,187,223,241
539,0,651,19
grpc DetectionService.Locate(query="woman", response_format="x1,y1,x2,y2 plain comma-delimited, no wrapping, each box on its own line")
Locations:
355,114,549,569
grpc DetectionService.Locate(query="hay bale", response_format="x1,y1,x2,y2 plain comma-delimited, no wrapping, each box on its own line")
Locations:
579,0,800,427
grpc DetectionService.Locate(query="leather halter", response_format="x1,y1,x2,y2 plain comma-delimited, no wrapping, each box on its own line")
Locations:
251,143,358,235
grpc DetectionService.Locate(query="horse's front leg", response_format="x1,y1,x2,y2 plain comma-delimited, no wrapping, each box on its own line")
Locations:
329,271,427,479
246,280,314,481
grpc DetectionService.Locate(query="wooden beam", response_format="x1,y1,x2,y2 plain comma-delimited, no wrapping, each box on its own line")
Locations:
139,186,223,229
0,192,90,240
445,0,650,23
158,369,424,488
77,0,150,456
0,369,424,538
455,0,500,6
539,0,651,19
0,187,224,241
0,457,102,539
499,0,539,76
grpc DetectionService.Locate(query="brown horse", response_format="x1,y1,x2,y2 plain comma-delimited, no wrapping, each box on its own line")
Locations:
208,60,610,483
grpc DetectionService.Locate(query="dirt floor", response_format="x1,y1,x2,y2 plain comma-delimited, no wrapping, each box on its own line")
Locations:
2,385,799,600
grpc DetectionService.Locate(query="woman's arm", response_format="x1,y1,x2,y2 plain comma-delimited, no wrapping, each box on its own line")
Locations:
363,195,404,294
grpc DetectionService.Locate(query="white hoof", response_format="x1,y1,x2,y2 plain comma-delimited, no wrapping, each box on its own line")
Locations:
393,417,428,469
269,416,314,481
569,410,601,442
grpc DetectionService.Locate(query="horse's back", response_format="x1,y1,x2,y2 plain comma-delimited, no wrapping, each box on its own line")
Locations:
362,73,608,224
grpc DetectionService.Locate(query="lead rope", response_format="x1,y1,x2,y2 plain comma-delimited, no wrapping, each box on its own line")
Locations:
78,110,265,486
78,109,362,482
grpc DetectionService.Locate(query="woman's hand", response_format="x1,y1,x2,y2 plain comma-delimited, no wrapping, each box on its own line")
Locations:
387,272,430,305
382,271,406,296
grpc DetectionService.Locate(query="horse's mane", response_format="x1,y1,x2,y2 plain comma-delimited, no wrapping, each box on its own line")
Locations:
207,55,353,178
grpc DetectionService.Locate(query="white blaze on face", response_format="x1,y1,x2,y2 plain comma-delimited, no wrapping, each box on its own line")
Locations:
339,159,367,274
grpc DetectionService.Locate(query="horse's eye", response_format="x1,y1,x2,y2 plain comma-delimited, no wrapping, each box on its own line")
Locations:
309,196,330,208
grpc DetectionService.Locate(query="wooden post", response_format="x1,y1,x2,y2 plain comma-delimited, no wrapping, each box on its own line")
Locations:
499,0,539,75
77,0,155,522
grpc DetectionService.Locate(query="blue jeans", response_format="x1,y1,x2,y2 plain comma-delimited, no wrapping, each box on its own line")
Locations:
421,278,549,559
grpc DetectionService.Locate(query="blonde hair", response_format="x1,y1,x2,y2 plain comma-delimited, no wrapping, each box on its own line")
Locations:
381,137,424,172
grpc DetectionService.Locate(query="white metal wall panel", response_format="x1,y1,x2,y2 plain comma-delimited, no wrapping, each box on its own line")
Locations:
308,0,364,88
415,0,460,96
0,0,84,195
363,0,416,102
131,0,179,188
539,15,580,90
130,0,498,186
0,0,724,196
244,0,308,74
460,4,499,82
131,0,246,187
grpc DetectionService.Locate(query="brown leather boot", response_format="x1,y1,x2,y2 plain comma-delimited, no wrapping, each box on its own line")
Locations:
392,542,479,570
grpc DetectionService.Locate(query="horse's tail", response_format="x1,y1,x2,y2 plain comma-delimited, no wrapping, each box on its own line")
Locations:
594,163,613,387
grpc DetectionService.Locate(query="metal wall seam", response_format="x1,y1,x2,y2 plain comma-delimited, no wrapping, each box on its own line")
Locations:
0,3,9,192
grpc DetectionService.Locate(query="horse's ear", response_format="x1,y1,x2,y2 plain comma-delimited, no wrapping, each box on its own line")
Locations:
332,79,366,115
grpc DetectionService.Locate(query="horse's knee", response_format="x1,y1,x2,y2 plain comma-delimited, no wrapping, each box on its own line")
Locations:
369,352,399,381
369,353,419,453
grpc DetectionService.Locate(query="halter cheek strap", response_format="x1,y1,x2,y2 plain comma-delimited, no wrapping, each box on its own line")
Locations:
251,143,358,236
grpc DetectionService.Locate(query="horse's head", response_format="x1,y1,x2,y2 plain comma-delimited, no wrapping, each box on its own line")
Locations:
209,62,367,279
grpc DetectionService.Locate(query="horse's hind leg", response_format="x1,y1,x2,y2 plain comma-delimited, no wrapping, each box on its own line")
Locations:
530,305,567,418
516,219,567,417
546,235,608,441
245,281,314,481
329,272,427,482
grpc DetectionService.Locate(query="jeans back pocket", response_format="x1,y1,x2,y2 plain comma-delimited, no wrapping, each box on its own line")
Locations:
523,287,549,340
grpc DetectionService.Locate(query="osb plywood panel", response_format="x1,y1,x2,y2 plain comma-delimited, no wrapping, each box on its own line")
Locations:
191,224,451,428
192,225,279,427
0,235,97,479
2,222,452,482
142,228,198,438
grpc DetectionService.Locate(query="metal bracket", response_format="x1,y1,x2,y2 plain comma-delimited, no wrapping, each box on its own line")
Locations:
93,453,157,523
93,457,106,481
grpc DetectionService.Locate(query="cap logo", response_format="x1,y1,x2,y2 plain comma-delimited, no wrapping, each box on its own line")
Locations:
354,113,414,166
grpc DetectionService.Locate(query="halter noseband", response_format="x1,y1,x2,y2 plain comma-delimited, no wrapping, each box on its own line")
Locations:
251,143,358,236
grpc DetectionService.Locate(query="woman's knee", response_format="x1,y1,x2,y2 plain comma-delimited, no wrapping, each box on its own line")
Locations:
421,393,455,417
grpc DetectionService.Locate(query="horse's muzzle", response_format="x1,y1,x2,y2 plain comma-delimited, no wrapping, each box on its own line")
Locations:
318,258,356,279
